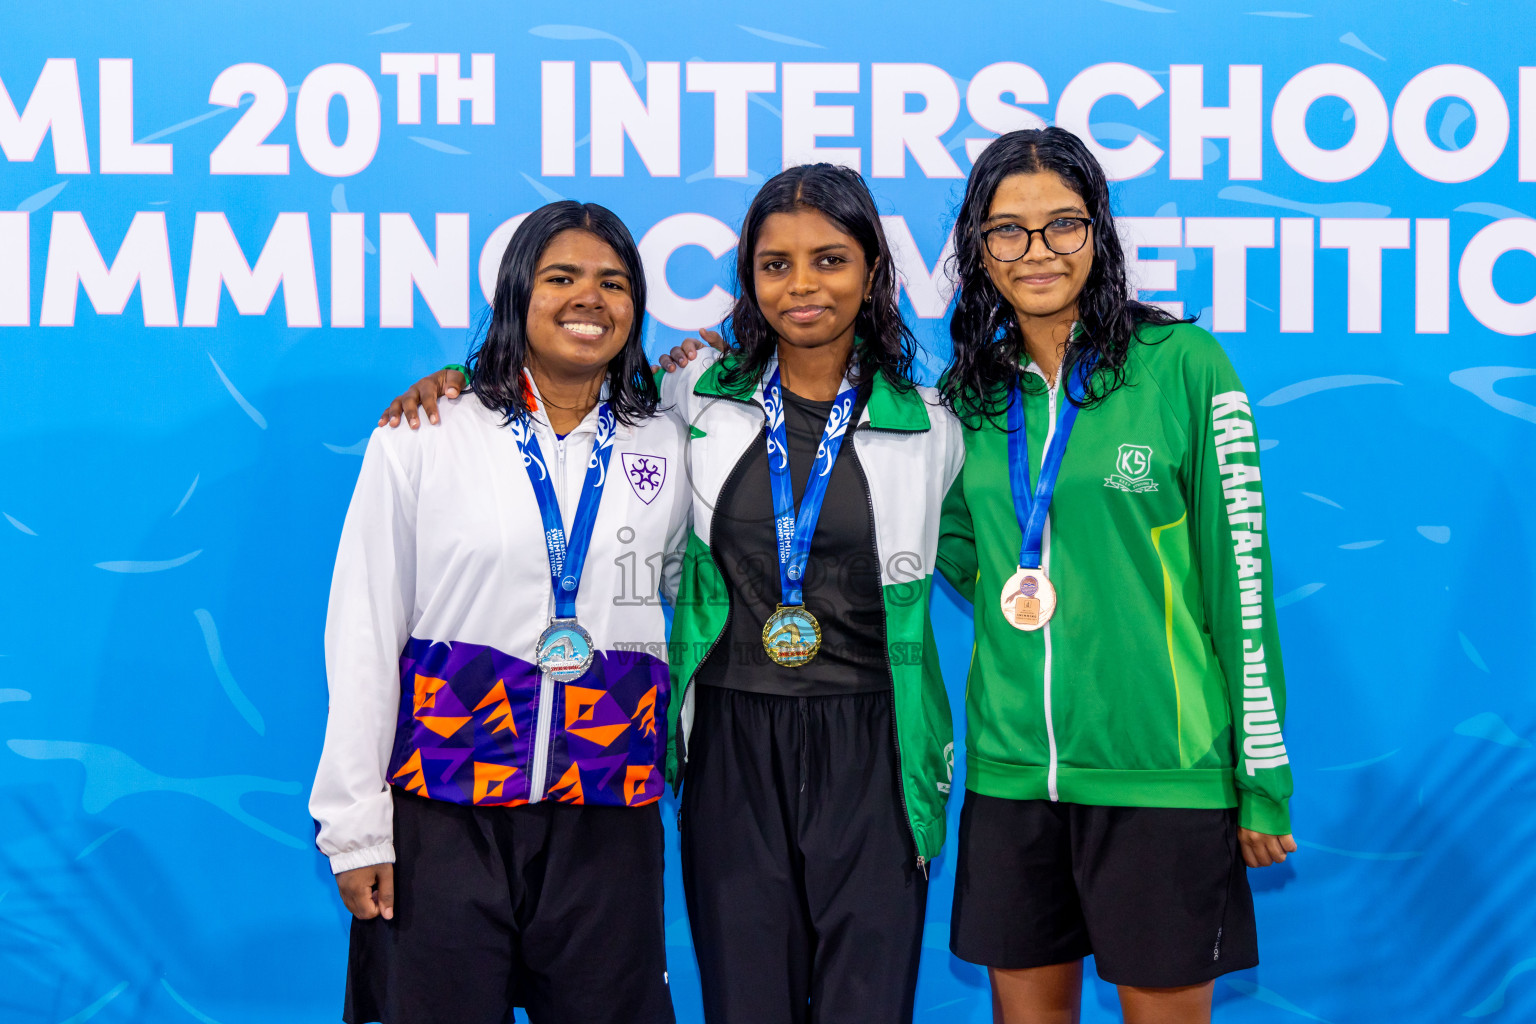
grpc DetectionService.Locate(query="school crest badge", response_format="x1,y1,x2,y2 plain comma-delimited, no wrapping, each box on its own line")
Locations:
1105,443,1158,493
622,453,667,505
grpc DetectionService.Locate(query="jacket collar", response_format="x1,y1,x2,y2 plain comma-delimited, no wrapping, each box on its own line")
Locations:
523,369,635,440
692,352,769,405
693,351,931,433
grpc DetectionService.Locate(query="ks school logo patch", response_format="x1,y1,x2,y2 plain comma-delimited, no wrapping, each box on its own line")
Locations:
1105,443,1158,493
622,453,667,504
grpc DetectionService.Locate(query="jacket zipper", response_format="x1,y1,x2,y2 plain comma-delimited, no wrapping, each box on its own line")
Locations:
1037,370,1062,803
852,428,926,876
528,432,570,803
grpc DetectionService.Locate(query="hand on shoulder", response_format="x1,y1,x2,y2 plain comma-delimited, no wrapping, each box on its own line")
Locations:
655,328,727,374
379,367,468,430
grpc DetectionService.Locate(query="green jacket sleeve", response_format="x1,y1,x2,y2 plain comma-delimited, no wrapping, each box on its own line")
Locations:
1184,331,1294,835
936,464,978,604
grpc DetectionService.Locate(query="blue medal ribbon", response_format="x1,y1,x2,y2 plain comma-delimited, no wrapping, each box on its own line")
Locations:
765,367,858,607
509,402,617,618
1008,359,1092,570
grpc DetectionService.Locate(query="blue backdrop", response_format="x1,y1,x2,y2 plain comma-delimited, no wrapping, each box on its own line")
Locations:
3,2,1535,1021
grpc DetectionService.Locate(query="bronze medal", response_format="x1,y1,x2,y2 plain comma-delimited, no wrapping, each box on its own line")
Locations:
1000,567,1057,631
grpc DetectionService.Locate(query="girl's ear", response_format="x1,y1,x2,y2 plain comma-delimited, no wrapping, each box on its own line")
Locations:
864,255,881,302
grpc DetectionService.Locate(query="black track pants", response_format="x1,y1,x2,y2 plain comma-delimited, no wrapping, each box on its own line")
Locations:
343,790,674,1024
680,686,928,1024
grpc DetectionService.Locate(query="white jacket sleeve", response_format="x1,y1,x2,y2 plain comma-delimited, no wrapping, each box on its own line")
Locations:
309,430,418,874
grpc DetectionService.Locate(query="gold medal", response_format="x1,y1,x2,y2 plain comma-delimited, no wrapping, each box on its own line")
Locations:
763,604,822,667
1000,567,1057,631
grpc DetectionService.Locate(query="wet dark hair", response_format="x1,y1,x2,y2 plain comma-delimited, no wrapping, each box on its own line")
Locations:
719,163,916,393
942,127,1191,423
469,200,658,425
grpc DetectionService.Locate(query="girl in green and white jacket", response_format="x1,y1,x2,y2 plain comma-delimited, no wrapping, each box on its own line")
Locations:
937,128,1297,1024
657,163,961,1024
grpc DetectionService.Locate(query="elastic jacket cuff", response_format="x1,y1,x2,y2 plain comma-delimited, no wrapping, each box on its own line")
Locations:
327,843,396,875
1238,792,1291,835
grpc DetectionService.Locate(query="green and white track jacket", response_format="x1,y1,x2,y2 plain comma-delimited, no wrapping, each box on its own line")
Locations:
661,350,966,863
937,322,1294,835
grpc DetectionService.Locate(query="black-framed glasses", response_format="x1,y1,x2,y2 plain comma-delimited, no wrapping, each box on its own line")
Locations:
982,217,1095,262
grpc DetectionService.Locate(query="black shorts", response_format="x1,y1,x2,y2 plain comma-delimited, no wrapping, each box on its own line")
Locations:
949,792,1258,988
344,788,674,1024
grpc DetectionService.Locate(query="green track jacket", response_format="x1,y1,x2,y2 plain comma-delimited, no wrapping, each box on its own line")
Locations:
662,350,966,863
937,323,1294,835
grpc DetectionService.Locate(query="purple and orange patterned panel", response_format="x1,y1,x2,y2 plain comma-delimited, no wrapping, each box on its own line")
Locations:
386,637,669,808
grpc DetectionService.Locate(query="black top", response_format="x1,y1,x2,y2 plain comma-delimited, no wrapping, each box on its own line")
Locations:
695,384,889,696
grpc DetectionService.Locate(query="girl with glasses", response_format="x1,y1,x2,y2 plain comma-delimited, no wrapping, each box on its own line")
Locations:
937,126,1296,1024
